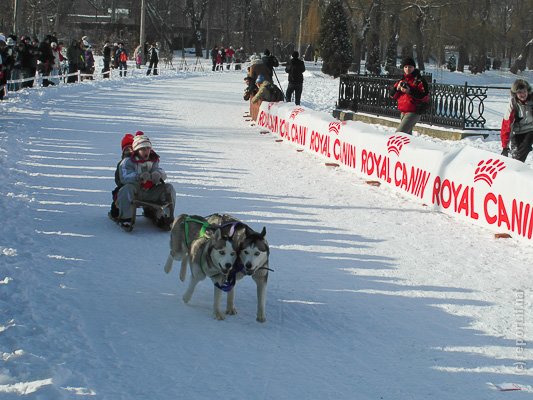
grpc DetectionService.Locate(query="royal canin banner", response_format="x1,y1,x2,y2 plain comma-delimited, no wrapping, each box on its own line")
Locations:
257,102,533,243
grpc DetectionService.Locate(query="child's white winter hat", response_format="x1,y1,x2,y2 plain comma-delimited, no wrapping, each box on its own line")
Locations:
133,135,152,151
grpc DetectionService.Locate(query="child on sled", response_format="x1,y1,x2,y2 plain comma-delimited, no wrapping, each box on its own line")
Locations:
109,132,135,220
112,133,176,230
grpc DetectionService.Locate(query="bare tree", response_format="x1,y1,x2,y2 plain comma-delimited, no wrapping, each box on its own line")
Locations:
184,0,209,56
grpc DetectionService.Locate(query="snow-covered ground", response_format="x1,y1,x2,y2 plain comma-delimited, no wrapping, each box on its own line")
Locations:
1,61,533,399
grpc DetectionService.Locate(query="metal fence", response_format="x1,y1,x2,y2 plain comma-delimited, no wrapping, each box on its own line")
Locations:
337,74,508,131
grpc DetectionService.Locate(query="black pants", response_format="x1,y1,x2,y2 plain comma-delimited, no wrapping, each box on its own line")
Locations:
102,59,110,78
118,61,127,77
146,61,158,75
511,131,533,162
67,64,78,83
285,83,303,105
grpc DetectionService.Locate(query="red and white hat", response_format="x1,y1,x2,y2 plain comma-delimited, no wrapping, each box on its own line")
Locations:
133,135,152,151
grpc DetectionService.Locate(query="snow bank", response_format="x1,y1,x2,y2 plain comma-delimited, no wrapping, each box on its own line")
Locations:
258,102,533,243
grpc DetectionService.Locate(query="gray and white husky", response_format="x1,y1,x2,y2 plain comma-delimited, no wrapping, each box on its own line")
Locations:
206,214,270,323
182,228,237,320
164,214,212,281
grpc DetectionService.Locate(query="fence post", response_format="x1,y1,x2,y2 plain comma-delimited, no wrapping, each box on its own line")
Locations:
462,81,468,130
77,70,81,83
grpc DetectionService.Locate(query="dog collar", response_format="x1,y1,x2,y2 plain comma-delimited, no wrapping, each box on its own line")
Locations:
215,260,244,292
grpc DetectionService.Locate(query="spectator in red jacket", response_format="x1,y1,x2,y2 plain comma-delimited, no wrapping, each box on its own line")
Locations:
500,79,533,162
389,57,429,134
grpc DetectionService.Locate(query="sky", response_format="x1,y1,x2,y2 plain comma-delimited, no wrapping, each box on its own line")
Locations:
0,58,533,399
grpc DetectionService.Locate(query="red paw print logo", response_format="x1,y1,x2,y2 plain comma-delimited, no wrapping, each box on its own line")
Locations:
474,159,506,186
289,107,305,119
387,135,411,156
328,122,341,135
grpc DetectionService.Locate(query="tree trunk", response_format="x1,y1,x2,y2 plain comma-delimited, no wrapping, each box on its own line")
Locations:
365,0,382,75
510,38,533,74
457,45,467,72
384,13,400,73
414,12,425,70
241,0,252,52
350,38,363,74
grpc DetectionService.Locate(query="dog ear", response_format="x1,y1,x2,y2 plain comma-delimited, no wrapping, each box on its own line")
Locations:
214,228,222,241
259,227,266,238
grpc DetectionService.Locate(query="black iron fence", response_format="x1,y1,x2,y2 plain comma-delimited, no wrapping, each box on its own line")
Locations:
337,74,503,131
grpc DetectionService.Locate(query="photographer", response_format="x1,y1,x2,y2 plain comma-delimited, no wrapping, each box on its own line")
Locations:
285,51,305,105
389,57,429,134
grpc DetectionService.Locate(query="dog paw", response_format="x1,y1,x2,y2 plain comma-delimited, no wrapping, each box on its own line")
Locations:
182,294,191,303
226,307,237,315
256,314,266,323
214,311,226,320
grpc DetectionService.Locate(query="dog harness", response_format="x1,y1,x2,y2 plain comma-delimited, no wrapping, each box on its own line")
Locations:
184,217,210,248
218,221,241,238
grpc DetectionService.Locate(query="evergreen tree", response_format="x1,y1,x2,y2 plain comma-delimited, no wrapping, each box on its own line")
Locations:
319,0,353,78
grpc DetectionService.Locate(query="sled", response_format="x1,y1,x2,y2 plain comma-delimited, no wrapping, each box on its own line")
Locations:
130,200,174,231
110,200,174,232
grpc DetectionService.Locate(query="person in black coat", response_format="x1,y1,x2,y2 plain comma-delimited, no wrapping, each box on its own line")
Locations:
38,37,55,86
285,51,306,105
261,48,279,73
146,42,159,75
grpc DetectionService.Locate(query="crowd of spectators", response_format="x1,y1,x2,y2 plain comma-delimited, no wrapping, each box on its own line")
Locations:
0,32,164,100
210,45,246,71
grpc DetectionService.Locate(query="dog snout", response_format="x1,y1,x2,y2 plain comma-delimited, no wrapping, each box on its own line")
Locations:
245,261,253,269
224,262,233,270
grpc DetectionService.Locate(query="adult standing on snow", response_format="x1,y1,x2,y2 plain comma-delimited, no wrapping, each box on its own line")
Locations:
500,79,533,162
146,42,159,75
66,39,84,83
210,45,218,71
285,51,306,105
102,40,111,78
115,43,128,77
389,57,429,135
261,49,279,74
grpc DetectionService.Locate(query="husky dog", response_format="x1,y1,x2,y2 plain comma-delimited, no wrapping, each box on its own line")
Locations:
181,228,237,320
164,214,212,281
206,214,270,323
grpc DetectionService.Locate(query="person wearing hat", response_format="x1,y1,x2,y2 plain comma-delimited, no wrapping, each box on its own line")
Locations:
251,74,273,104
115,134,176,229
243,75,257,101
261,48,279,73
247,55,272,83
109,133,136,220
285,51,306,105
50,41,61,85
500,79,533,162
389,57,430,134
